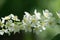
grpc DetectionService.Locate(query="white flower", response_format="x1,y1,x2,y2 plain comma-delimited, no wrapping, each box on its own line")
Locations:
22,12,33,32
34,9,41,20
31,9,41,27
23,9,47,32
23,12,32,24
5,20,13,27
42,26,46,30
9,14,14,18
24,12,31,17
5,20,21,33
0,19,4,27
9,14,20,21
1,17,5,23
8,23,15,32
12,16,20,21
13,25,20,34
5,20,14,32
4,16,10,20
2,29,9,33
0,30,4,35
39,30,42,32
43,9,52,18
24,12,32,21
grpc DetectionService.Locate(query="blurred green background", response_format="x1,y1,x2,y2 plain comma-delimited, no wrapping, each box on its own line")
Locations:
0,0,60,40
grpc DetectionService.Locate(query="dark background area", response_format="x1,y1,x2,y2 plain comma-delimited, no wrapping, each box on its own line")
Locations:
0,0,38,20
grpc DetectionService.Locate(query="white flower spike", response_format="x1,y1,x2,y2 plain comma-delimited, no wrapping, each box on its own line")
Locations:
0,9,57,35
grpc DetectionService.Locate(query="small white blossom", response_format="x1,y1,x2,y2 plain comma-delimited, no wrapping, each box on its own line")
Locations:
9,14,14,18
23,12,32,24
4,16,10,20
43,9,52,18
24,12,31,17
13,24,21,34
0,19,4,27
1,17,5,23
5,20,14,32
2,29,9,33
9,14,20,21
42,26,46,30
34,9,41,20
0,30,4,35
39,30,42,32
12,16,20,21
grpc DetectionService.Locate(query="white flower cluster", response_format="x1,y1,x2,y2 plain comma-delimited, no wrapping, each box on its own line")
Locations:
22,9,55,33
0,14,20,35
0,9,59,35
